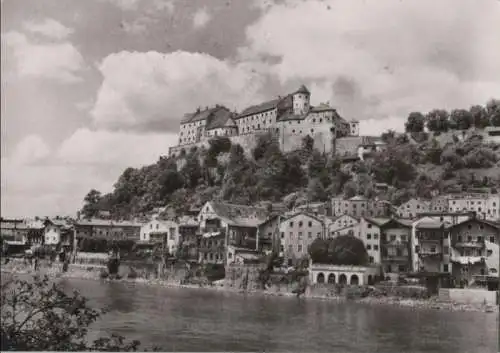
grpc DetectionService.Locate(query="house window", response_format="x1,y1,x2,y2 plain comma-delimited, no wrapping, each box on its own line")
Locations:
308,232,312,238
467,236,472,242
288,245,293,252
431,246,436,253
281,232,284,239
308,221,312,227
290,222,294,227
317,232,321,238
489,236,495,243
367,245,371,250
367,224,372,228
390,235,396,241
280,245,284,252
374,234,378,240
477,236,483,242
374,245,379,251
443,264,449,272
299,221,303,227
458,235,462,242
298,232,303,239
443,246,449,255
369,256,374,263
367,234,372,239
298,245,303,252
401,235,407,242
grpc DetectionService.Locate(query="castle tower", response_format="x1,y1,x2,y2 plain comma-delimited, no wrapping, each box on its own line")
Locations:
292,84,310,115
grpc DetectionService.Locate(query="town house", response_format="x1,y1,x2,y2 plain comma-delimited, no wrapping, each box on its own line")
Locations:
177,215,200,262
197,201,268,264
279,212,324,267
379,219,413,276
43,218,74,251
447,217,500,287
397,198,431,219
140,219,180,255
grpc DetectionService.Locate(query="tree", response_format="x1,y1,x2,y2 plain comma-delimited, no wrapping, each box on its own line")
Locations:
308,235,369,266
405,112,425,133
486,99,500,126
470,105,490,128
180,152,202,189
81,189,102,219
425,109,449,132
449,109,473,130
252,133,274,161
381,130,396,143
307,178,327,202
1,275,151,351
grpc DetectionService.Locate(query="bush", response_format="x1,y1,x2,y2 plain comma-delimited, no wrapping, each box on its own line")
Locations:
1,275,147,351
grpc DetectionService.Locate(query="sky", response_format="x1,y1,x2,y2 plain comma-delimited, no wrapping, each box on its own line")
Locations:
1,0,500,218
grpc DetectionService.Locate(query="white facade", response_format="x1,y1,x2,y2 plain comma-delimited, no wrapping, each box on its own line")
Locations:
279,213,324,265
397,199,431,219
447,194,500,221
179,120,206,145
44,224,61,245
309,264,379,285
327,215,359,236
140,219,180,254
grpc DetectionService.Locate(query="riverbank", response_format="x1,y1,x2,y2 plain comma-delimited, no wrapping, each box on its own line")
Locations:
2,264,497,314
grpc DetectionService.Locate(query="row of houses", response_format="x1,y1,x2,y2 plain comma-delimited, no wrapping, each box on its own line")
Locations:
2,196,499,289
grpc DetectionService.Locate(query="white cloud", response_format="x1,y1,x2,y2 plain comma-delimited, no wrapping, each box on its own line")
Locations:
23,18,73,40
2,31,85,83
192,7,211,29
9,134,51,165
242,0,500,122
91,50,266,132
1,129,177,218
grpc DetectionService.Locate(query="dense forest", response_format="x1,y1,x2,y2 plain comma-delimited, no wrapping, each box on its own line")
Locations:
80,99,500,220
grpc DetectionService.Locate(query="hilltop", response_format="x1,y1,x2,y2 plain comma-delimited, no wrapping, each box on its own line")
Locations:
80,100,500,220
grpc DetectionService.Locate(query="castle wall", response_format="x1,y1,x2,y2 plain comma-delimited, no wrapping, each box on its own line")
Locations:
276,120,336,153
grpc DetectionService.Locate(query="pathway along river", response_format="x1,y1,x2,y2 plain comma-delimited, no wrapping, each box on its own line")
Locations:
48,278,500,352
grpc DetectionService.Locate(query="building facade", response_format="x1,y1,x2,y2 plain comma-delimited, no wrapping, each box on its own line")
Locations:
380,219,413,276
331,196,391,218
397,199,431,219
446,193,500,221
279,212,324,266
140,219,180,254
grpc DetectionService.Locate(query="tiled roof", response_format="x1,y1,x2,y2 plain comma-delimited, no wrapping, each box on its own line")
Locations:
294,84,310,95
310,103,335,112
181,106,230,124
349,195,368,201
238,99,280,118
75,219,142,227
277,112,308,122
210,202,268,227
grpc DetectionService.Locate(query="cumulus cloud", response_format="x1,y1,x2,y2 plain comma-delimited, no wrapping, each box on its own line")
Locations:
1,129,177,218
23,18,73,40
242,0,500,122
7,134,51,166
2,31,85,83
192,7,211,29
91,50,266,132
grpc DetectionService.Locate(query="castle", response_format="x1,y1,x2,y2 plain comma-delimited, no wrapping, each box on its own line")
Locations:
168,85,360,157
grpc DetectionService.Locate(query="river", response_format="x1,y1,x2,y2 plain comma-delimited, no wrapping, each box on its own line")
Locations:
48,278,498,352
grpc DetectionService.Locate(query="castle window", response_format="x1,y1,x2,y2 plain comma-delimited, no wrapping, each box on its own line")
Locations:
313,118,316,123
292,129,296,133
311,129,314,133
320,119,323,123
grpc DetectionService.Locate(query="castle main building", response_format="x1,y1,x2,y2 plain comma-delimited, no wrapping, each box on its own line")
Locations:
169,85,360,157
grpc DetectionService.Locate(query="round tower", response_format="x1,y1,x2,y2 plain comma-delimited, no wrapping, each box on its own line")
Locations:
292,84,310,115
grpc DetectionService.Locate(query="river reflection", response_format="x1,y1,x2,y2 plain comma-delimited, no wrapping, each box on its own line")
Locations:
30,278,500,352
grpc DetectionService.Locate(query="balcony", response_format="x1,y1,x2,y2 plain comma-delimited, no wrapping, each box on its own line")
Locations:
454,242,484,249
383,255,409,262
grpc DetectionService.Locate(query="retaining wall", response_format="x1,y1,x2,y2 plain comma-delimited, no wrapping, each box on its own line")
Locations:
439,288,498,305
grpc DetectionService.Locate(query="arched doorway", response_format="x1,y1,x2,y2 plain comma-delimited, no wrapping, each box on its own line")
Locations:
367,275,374,285
317,273,325,283
350,274,359,285
327,273,336,284
339,274,347,285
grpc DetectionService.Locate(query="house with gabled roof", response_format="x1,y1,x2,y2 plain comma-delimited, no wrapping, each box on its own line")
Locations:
197,201,269,264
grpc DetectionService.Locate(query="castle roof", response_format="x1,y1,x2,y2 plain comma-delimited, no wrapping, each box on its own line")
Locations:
238,98,281,119
181,105,230,124
294,84,310,95
310,103,336,112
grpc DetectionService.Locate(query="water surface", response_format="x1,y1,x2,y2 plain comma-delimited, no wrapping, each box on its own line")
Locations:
57,278,498,352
